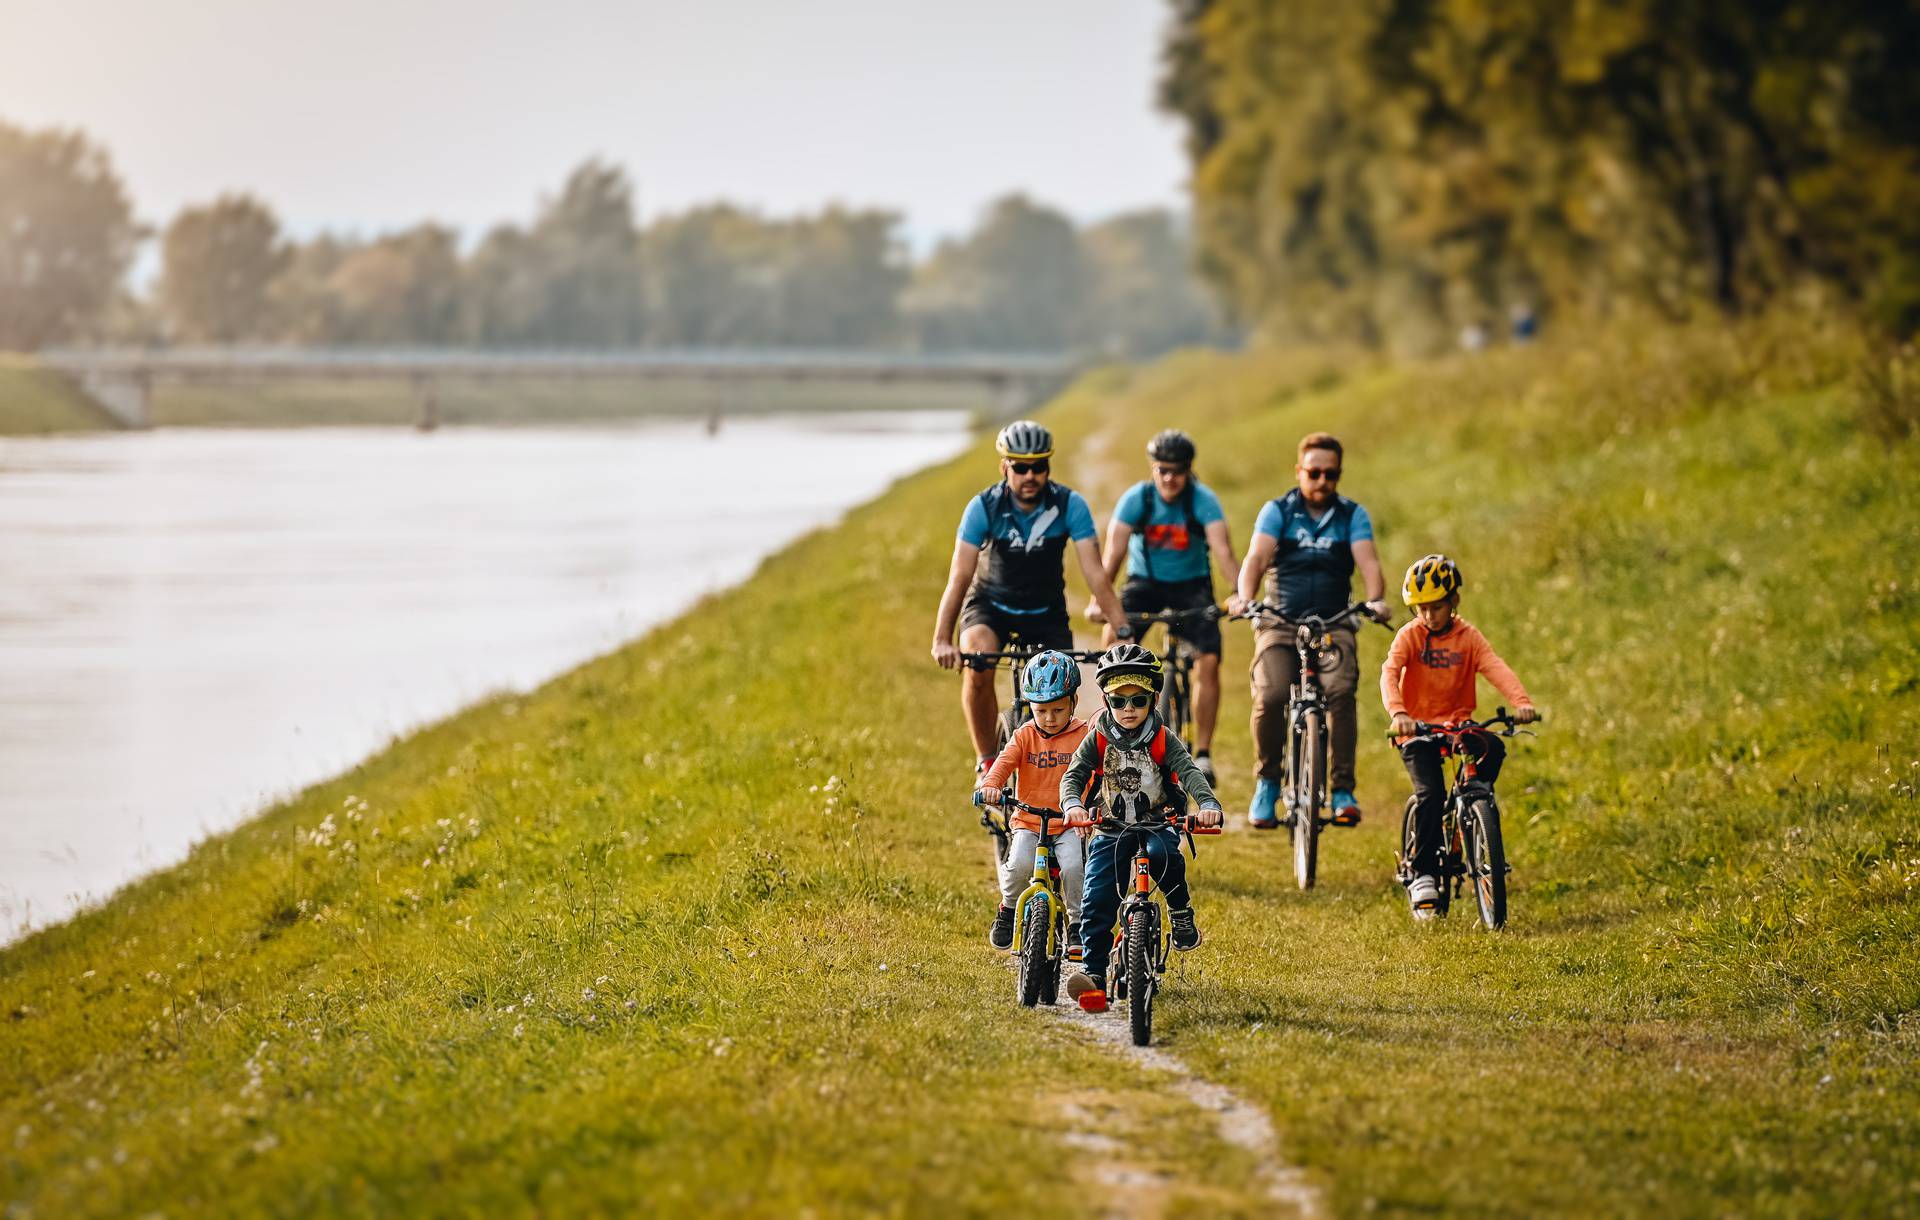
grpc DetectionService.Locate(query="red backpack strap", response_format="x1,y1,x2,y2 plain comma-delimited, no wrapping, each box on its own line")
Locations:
1093,730,1109,772
1149,726,1168,766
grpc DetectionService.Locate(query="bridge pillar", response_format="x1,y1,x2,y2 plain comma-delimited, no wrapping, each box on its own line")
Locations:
69,370,151,429
412,373,440,432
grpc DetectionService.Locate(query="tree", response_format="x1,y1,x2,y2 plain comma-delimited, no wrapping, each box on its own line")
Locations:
1078,209,1226,355
528,160,645,346
901,195,1087,350
0,119,139,349
323,225,462,344
157,194,288,343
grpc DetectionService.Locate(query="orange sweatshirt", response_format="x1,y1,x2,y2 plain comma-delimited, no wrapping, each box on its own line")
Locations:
981,717,1093,831
1380,617,1533,728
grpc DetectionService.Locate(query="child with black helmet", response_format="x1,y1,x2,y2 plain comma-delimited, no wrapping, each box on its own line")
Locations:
974,650,1095,954
1058,643,1225,1013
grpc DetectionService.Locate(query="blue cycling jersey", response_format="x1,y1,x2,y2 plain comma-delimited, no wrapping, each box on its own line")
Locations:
1116,479,1224,584
1253,490,1375,619
958,483,1097,615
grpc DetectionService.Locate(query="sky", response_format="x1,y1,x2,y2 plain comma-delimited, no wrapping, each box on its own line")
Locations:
0,0,1190,251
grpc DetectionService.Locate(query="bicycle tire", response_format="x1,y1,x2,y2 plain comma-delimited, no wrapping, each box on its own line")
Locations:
1294,714,1323,889
1017,894,1052,1006
1398,794,1418,884
1126,904,1156,1047
1465,799,1508,929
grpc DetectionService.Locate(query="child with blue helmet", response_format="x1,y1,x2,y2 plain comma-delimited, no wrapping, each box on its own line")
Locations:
975,650,1094,954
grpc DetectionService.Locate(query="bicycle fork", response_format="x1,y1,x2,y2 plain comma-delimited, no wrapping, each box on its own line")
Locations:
1011,841,1062,957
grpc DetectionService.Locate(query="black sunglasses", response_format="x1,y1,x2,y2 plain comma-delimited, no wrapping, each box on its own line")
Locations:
1106,692,1154,710
1303,466,1342,482
1008,460,1050,476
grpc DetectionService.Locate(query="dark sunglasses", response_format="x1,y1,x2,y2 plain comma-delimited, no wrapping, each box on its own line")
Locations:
1152,464,1191,478
1008,460,1050,476
1106,692,1154,710
1303,466,1342,482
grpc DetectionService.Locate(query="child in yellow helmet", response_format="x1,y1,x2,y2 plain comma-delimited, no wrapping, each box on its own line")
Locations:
1379,555,1540,917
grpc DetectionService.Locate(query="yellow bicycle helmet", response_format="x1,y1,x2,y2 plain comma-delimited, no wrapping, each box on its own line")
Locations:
1402,554,1463,606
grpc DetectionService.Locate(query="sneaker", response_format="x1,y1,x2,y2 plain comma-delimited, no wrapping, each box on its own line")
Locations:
989,905,1015,950
1067,971,1108,1013
1249,777,1280,830
1330,788,1362,827
1169,906,1202,951
1066,925,1084,963
1195,751,1217,785
1407,875,1441,920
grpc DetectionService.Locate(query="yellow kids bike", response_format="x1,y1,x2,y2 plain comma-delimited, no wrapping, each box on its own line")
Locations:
973,791,1088,1006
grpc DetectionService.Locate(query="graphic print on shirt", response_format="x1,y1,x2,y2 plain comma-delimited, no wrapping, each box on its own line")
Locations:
1101,742,1167,824
1007,505,1061,551
1420,639,1464,669
1143,522,1192,551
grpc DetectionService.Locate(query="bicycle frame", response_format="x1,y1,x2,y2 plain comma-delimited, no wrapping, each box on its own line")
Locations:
1394,710,1532,926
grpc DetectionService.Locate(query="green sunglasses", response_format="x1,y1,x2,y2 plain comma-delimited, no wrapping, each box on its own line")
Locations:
1106,692,1154,710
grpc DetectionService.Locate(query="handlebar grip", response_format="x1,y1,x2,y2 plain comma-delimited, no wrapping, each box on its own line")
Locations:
971,790,986,806
1190,825,1223,835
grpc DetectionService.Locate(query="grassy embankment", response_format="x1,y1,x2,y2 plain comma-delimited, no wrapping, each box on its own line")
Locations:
0,358,114,434
3,317,1917,1216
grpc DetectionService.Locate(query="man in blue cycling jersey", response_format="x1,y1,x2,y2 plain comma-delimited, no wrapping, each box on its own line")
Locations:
1235,431,1390,828
1085,429,1240,781
933,420,1132,769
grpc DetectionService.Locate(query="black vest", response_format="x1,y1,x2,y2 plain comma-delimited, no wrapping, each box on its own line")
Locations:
971,481,1075,613
1263,489,1359,619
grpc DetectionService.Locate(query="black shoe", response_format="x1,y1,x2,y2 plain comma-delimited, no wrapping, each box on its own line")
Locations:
989,906,1015,950
1066,925,1084,962
1169,907,1202,951
1195,751,1217,785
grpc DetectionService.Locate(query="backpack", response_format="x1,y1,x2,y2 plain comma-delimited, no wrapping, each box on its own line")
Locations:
1126,480,1208,583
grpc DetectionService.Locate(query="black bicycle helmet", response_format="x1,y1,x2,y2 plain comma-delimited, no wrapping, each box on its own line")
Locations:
1146,429,1195,465
1094,642,1163,695
996,420,1054,460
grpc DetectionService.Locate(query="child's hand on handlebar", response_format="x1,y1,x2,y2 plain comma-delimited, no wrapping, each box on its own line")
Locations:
1513,706,1541,724
1391,712,1419,736
977,785,1003,806
1193,808,1223,830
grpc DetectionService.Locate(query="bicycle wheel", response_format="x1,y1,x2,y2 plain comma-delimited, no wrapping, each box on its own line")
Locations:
1126,904,1156,1047
1017,894,1053,1006
1464,799,1508,929
1293,714,1323,889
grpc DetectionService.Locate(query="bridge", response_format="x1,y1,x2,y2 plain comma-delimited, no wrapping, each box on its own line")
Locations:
39,348,1084,430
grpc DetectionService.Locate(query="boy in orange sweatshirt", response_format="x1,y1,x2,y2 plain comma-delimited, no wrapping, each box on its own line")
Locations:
976,650,1094,956
1380,555,1540,917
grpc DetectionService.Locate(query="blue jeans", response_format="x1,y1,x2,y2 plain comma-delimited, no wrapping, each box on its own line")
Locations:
1078,826,1189,980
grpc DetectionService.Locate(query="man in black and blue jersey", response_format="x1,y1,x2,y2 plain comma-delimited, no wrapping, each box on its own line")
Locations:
1086,429,1241,781
1235,431,1391,829
932,420,1132,769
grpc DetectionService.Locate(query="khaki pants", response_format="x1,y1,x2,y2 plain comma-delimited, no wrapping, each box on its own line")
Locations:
1250,622,1359,791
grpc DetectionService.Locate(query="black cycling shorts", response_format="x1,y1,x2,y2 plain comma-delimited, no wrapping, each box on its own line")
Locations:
958,591,1073,668
1120,576,1222,655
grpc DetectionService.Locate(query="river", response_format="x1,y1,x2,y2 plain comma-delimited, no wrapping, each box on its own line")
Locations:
0,412,969,940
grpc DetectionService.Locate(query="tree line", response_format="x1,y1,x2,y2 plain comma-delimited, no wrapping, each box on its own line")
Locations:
0,119,1229,355
1160,0,1920,352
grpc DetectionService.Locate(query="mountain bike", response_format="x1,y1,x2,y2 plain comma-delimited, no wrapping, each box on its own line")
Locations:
1392,709,1535,929
958,642,1104,865
973,792,1091,1006
1124,605,1223,746
1238,600,1389,890
1097,812,1221,1047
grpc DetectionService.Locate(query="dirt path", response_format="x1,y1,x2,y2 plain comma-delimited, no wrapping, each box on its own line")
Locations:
1043,997,1325,1219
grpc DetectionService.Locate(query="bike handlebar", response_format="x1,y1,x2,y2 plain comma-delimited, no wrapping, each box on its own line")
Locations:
1390,706,1542,743
957,648,1106,666
1234,600,1390,630
1125,605,1225,626
971,790,1095,829
973,791,1223,834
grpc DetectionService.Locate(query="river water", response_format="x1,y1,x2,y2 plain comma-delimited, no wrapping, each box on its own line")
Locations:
0,412,968,940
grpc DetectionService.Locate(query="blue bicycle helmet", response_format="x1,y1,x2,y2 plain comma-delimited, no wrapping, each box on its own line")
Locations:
1021,650,1082,703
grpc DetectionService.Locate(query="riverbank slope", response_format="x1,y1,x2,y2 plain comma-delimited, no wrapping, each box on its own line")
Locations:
3,316,1916,1216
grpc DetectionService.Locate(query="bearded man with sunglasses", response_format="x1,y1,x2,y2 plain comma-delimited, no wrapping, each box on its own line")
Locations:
1235,431,1391,829
932,420,1132,771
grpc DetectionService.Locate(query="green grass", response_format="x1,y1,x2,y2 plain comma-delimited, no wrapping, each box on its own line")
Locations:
151,377,998,428
3,315,1916,1216
0,358,114,434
